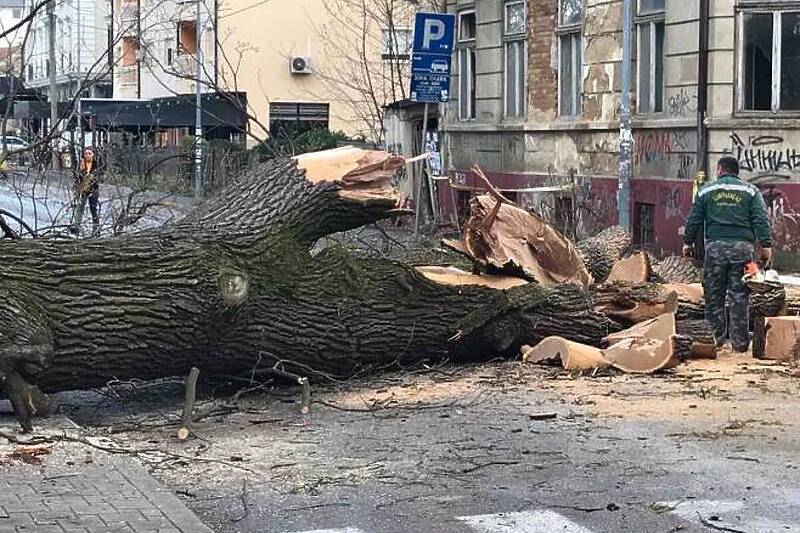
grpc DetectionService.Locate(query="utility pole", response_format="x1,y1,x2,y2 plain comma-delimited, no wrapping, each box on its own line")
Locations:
76,0,82,151
193,0,203,198
47,0,59,169
617,0,633,230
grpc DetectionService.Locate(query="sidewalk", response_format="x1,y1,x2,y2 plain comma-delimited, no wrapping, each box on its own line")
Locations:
0,418,213,533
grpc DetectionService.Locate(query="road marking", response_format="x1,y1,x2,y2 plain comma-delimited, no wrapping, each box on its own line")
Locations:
662,499,799,532
291,529,365,533
458,510,595,533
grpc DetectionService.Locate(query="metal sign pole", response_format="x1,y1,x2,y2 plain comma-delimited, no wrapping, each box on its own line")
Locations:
415,102,430,237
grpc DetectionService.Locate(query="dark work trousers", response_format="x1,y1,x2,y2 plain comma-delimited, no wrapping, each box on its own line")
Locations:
703,240,754,352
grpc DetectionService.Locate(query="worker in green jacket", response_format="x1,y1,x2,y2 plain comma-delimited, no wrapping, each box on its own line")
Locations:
682,156,773,353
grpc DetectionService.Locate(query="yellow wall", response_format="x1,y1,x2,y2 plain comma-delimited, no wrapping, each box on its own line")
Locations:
218,0,417,145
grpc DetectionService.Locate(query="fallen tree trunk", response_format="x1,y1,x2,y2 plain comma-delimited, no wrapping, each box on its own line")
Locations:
0,152,624,429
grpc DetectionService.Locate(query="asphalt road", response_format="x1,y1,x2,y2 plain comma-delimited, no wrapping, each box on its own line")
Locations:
26,356,800,533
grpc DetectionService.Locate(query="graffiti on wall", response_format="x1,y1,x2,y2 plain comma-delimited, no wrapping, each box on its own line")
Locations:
758,184,800,249
661,186,687,221
730,133,800,178
667,88,697,118
633,130,695,180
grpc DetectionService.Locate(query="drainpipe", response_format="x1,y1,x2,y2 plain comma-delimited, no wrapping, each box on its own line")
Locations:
136,0,141,99
696,0,709,176
618,0,633,230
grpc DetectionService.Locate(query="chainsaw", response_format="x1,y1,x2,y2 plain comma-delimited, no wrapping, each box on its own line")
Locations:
743,261,800,287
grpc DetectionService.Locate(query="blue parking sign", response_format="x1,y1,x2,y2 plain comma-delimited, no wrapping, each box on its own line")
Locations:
412,12,456,55
410,12,456,103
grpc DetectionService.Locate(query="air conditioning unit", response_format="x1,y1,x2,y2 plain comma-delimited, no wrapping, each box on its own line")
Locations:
290,56,312,75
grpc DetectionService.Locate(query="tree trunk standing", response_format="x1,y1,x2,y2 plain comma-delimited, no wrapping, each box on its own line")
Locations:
0,157,624,430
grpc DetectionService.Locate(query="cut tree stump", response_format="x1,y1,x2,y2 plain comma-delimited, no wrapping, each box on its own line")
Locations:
576,226,631,283
763,317,800,361
607,251,650,284
0,150,627,430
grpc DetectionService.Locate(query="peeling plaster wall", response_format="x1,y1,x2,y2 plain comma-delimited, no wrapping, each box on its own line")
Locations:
442,0,800,259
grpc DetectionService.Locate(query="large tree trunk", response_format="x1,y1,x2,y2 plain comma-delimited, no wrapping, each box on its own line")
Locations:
0,155,623,429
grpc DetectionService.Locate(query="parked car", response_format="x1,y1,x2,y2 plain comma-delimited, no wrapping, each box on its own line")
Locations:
0,136,29,153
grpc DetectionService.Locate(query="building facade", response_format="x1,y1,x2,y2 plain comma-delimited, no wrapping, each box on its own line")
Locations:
0,0,27,75
442,0,800,264
26,0,112,99
111,0,217,99
218,0,432,145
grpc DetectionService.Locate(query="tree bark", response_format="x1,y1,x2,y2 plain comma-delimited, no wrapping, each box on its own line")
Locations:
0,156,623,429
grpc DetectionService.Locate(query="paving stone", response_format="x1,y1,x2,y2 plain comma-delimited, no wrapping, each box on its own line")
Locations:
0,459,213,533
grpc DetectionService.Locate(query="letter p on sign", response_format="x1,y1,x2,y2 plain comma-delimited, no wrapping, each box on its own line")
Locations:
423,19,445,50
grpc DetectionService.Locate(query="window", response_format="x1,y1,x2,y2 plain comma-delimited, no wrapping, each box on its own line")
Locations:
458,10,476,121
11,8,21,18
504,1,526,118
634,202,655,248
638,0,664,15
558,0,582,117
740,9,800,112
636,0,665,114
381,27,412,61
269,102,330,141
459,10,476,42
177,20,197,55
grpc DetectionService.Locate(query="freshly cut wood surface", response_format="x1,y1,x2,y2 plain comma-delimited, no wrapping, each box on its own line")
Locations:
607,251,650,283
764,317,800,361
295,146,405,205
416,266,528,290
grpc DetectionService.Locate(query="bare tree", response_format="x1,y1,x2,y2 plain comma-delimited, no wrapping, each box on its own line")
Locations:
301,0,440,145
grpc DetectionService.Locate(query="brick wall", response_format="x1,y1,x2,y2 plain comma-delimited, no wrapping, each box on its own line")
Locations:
528,0,558,122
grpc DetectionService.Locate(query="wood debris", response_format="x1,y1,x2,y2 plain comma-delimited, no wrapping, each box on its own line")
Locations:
607,251,650,284
602,314,681,374
764,317,800,361
522,336,610,371
461,195,592,287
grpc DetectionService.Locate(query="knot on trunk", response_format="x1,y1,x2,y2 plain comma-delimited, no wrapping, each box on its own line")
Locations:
219,272,250,306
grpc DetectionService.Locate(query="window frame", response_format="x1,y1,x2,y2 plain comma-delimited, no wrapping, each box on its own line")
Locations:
503,0,526,119
458,9,477,44
557,0,583,118
380,26,412,62
736,7,800,114
458,46,476,121
635,3,666,115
